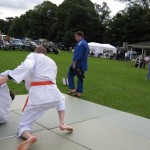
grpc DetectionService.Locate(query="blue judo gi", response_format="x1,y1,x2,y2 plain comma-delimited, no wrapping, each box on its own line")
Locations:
68,39,89,93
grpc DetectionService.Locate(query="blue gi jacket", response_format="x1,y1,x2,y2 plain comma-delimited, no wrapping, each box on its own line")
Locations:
72,39,89,71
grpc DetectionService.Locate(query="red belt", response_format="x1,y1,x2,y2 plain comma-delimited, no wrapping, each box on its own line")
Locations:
22,81,54,112
31,81,54,86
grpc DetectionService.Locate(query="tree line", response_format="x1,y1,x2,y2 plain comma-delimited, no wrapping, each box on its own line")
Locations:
0,0,150,48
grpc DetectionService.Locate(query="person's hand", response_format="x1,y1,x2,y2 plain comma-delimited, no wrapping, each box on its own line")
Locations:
0,76,9,85
72,62,76,69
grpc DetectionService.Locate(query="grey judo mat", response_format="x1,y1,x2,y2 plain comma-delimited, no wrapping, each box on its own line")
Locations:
0,94,149,150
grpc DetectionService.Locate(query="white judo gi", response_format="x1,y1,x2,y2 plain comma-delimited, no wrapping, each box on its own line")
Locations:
0,70,12,123
9,53,65,136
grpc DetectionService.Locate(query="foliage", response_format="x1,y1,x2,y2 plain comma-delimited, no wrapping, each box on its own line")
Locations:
94,2,111,24
0,0,150,46
1,0,107,46
115,0,150,9
0,19,12,34
54,0,104,46
8,17,24,38
106,5,150,46
8,1,58,40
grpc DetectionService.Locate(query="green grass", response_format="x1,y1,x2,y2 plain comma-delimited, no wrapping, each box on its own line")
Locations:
0,50,150,118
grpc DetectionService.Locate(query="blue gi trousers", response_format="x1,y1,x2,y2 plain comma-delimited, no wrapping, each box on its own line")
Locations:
68,69,84,93
147,63,150,79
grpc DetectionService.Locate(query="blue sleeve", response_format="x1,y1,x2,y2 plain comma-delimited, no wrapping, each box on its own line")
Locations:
73,43,84,61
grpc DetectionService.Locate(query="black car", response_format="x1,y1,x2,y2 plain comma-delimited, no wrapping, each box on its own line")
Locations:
25,41,38,51
10,39,25,50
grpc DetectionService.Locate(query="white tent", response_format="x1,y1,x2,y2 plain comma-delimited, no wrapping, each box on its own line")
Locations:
88,42,117,57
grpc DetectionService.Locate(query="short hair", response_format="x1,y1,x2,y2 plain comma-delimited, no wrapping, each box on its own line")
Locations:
34,45,47,55
9,90,15,101
75,31,84,38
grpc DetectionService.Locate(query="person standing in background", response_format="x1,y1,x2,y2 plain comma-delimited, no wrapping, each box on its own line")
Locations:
146,57,150,80
67,31,89,97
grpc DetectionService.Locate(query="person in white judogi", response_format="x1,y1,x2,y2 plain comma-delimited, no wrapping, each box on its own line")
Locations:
0,46,73,150
0,70,15,123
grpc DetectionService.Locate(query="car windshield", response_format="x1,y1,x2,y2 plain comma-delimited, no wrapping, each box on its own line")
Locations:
13,40,22,43
30,42,36,45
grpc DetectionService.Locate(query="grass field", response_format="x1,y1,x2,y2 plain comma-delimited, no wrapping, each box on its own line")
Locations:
0,50,150,118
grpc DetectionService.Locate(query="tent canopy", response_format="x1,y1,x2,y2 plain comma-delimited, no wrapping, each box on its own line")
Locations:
88,42,117,54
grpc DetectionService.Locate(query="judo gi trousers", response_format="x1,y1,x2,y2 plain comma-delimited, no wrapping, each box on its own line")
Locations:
18,100,65,137
0,85,11,123
68,69,84,93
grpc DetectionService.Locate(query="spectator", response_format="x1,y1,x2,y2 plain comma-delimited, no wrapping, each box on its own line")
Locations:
138,54,145,68
146,57,150,80
67,31,89,97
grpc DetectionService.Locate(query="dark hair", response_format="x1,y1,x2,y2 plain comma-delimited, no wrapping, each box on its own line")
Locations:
9,90,15,101
75,31,84,38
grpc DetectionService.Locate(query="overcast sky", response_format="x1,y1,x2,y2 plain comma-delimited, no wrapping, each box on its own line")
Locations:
0,0,125,19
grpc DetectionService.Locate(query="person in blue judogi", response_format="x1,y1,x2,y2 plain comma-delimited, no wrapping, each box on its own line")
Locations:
68,31,89,97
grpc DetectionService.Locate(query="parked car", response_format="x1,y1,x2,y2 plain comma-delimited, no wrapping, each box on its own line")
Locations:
0,39,4,49
9,39,25,50
3,41,10,50
25,41,38,51
42,41,60,54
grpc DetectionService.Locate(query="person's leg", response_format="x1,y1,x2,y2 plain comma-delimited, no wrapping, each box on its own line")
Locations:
18,105,46,137
76,72,84,97
138,61,141,68
147,68,150,79
58,110,73,131
56,101,73,132
143,62,146,68
17,131,37,150
17,104,52,150
140,62,143,68
68,70,76,94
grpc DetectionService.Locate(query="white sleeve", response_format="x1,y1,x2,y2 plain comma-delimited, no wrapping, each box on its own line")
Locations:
9,53,35,83
24,76,31,91
0,70,11,87
0,70,12,76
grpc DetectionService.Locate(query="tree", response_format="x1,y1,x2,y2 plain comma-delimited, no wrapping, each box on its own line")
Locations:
54,0,104,47
8,17,23,38
0,19,6,33
0,18,13,35
8,1,58,40
94,2,111,24
115,0,150,9
106,5,150,45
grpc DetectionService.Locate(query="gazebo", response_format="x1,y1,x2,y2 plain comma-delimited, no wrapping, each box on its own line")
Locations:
128,41,150,56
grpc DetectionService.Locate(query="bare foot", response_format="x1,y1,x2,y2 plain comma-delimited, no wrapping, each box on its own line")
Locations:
17,136,37,150
60,124,73,132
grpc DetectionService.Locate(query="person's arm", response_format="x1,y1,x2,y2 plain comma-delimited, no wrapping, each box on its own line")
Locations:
72,61,77,69
72,43,84,69
9,53,35,83
0,70,13,85
73,45,84,61
0,76,9,85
